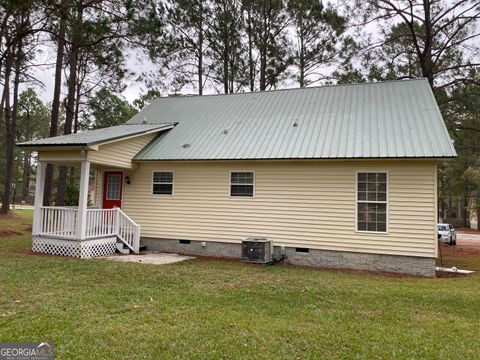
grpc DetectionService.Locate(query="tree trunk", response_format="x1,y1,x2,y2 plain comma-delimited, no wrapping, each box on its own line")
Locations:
422,0,434,89
463,181,469,228
440,198,445,220
44,4,66,206
259,49,266,91
298,25,305,88
448,195,452,217
0,44,13,213
299,51,305,87
229,56,235,93
1,37,21,213
22,154,30,202
246,9,254,91
223,47,229,93
73,77,81,133
0,10,11,72
259,12,267,91
56,5,81,206
198,5,203,96
0,46,11,136
477,196,480,230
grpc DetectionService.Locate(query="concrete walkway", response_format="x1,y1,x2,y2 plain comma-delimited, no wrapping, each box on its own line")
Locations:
101,251,194,265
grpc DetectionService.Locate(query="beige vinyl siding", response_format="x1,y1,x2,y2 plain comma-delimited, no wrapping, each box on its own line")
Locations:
121,160,437,258
87,133,157,169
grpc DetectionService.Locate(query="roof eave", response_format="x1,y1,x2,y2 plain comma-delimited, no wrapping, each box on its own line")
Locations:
133,155,458,162
16,143,90,151
16,124,175,150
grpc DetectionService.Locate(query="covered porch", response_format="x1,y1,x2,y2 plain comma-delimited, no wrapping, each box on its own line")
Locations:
17,124,174,258
32,160,140,258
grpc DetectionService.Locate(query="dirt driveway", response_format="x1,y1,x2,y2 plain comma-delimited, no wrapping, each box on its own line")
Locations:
456,232,480,247
439,231,480,270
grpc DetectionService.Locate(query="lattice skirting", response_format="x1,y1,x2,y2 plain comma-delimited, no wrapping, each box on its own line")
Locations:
32,236,117,258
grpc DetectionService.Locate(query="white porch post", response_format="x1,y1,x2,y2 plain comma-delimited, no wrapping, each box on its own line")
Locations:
32,161,46,236
76,160,91,240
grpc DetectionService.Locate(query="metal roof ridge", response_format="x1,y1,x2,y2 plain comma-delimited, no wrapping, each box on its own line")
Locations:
150,78,429,101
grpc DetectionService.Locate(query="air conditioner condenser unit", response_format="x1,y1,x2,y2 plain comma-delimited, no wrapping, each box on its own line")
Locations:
241,237,273,264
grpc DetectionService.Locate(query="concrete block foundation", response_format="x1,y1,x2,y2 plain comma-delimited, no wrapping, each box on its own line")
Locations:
284,247,436,277
141,237,436,277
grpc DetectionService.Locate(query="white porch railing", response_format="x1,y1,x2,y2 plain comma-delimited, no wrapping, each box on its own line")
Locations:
85,209,117,238
117,209,141,253
38,206,140,253
40,206,78,239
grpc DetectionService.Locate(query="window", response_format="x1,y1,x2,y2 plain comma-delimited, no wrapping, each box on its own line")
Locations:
230,172,254,197
152,171,173,195
357,172,387,232
106,174,121,200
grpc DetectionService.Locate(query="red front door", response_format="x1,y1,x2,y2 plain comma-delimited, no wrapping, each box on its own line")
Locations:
103,171,123,209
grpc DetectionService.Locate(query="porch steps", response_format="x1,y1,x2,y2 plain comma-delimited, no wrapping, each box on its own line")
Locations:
116,242,130,254
116,241,147,254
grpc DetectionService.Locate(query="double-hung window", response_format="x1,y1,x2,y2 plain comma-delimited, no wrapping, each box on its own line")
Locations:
230,172,254,197
152,171,174,195
357,172,387,232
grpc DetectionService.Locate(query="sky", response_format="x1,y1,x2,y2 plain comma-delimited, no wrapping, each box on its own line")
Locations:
24,0,360,106
29,43,302,106
30,47,154,104
9,1,479,109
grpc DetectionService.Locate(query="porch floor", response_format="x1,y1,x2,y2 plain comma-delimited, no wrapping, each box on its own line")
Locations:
99,251,194,265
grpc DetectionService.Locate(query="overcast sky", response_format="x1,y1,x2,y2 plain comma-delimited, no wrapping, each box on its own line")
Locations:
30,47,155,104
8,1,479,108
23,0,360,106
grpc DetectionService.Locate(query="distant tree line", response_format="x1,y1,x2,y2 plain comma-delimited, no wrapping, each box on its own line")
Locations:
0,0,479,225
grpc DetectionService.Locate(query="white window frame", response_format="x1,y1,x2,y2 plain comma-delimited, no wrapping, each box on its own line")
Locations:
152,170,174,196
229,170,255,198
105,173,122,200
355,171,389,234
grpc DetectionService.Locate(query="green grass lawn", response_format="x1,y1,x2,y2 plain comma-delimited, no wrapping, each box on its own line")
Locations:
1,211,479,359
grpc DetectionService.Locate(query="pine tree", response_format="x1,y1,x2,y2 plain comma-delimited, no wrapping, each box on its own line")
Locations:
206,0,247,93
243,0,292,91
288,0,346,87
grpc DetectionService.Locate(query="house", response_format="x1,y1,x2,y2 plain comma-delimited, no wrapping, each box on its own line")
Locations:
17,79,456,276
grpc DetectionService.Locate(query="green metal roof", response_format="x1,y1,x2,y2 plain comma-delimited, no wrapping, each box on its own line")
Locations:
17,124,174,148
131,79,456,160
